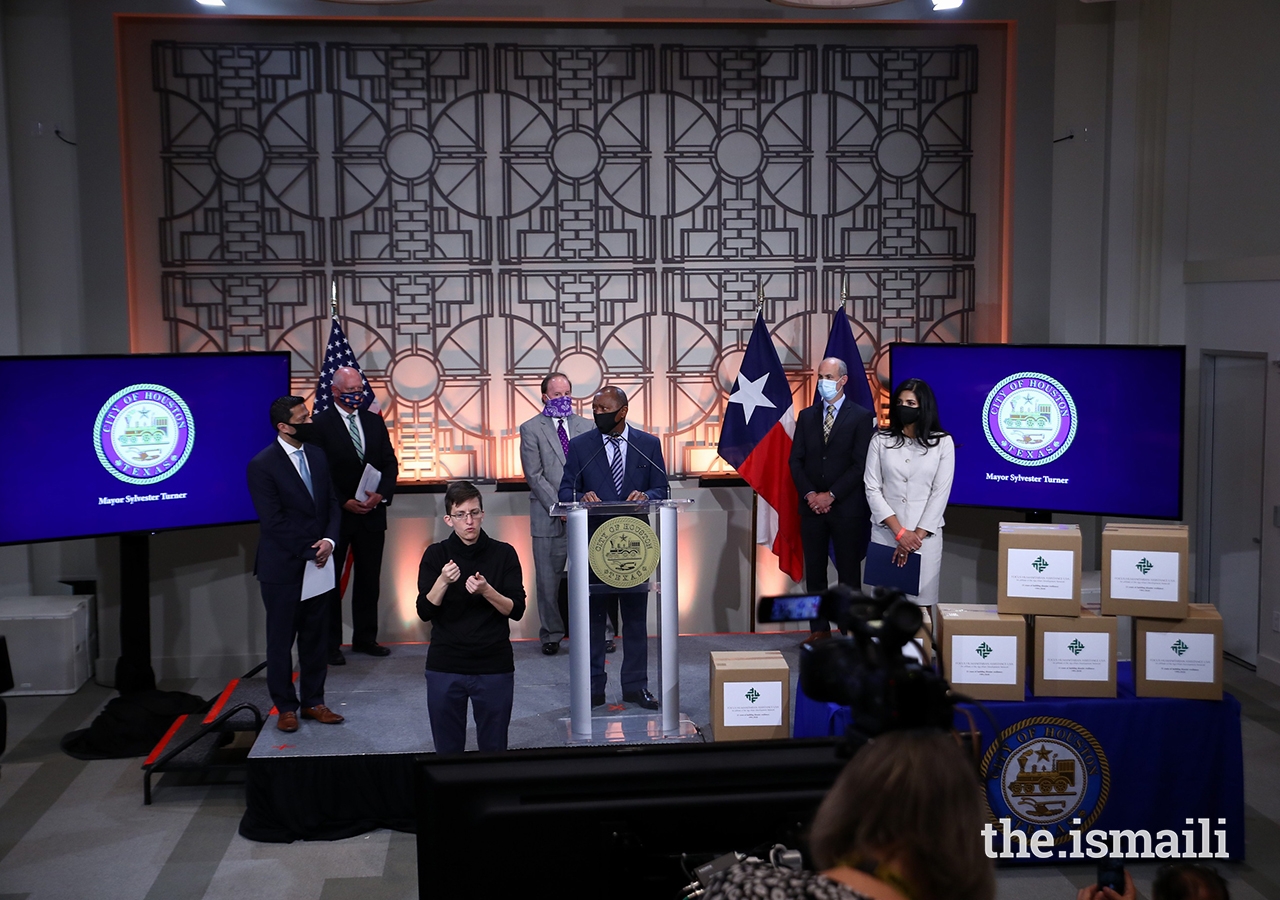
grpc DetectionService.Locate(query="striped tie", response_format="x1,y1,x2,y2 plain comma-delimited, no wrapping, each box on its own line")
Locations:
346,413,364,462
823,403,835,443
609,435,624,496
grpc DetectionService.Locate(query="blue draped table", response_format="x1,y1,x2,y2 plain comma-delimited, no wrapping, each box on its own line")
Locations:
794,661,1245,860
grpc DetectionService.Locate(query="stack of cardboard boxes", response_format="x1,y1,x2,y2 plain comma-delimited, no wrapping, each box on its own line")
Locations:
938,522,1219,701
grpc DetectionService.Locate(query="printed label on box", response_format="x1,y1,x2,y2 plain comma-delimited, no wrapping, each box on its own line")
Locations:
950,635,1018,685
1043,632,1110,681
1110,549,1180,601
1006,548,1076,599
723,680,783,726
1146,632,1216,683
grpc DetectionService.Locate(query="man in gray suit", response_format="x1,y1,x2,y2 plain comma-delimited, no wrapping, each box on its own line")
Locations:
519,372,593,655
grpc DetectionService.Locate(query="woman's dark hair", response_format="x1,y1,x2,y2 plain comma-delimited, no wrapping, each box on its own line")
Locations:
1153,863,1229,900
885,377,946,449
808,729,995,900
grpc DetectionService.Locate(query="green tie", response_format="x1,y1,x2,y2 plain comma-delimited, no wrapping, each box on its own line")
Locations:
347,412,364,462
823,403,835,443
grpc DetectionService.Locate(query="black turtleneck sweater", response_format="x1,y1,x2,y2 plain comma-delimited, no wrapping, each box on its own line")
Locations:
416,529,527,674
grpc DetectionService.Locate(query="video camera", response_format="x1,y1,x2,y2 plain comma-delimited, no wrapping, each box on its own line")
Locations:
758,585,956,746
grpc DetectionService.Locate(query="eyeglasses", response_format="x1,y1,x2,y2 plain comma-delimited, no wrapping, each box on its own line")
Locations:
446,509,484,521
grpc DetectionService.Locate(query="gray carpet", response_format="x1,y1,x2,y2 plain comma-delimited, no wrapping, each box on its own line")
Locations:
250,634,802,757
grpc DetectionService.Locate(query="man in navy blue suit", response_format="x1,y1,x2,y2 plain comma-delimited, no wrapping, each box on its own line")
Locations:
558,385,668,711
246,396,345,733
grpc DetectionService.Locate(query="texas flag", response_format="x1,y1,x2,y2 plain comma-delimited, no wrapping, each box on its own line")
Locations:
718,312,804,582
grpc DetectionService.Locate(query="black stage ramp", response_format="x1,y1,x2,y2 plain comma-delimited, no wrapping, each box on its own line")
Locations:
239,632,804,842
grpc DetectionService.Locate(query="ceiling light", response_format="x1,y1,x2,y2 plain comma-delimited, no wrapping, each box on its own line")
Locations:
194,0,226,6
932,0,963,8
766,0,905,8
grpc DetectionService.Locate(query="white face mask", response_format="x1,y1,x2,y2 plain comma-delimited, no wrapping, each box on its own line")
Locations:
817,378,840,402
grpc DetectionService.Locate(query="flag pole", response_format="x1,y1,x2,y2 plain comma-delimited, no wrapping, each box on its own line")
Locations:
748,282,766,633
330,277,338,318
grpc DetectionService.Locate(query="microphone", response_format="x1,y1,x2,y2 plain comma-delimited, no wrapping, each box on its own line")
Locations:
615,432,671,501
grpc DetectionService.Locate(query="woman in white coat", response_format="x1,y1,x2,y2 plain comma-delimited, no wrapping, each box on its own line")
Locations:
864,378,955,606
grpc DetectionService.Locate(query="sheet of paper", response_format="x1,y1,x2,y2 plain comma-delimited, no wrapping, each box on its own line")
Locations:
1006,548,1076,599
355,463,381,503
301,554,336,601
1042,631,1110,681
722,680,783,727
950,634,1019,685
1145,631,1216,683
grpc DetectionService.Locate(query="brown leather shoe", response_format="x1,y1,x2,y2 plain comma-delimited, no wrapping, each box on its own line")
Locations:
301,704,345,724
804,631,832,645
276,711,299,732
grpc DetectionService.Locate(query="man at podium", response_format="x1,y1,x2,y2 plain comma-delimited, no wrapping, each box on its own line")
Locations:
558,386,669,711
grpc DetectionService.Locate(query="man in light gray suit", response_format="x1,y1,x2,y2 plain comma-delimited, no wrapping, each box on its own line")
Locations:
519,372,594,655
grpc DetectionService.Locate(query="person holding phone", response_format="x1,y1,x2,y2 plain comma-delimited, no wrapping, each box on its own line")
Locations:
864,378,954,606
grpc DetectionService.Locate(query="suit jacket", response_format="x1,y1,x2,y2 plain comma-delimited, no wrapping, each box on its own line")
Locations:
789,398,875,522
312,404,399,535
519,412,593,538
557,425,669,505
247,440,343,584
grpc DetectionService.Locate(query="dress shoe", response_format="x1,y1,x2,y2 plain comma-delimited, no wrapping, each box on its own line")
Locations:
301,704,345,724
803,631,832,645
542,641,560,655
276,711,299,733
328,649,346,666
591,693,606,708
351,642,391,657
622,689,659,710
604,638,616,654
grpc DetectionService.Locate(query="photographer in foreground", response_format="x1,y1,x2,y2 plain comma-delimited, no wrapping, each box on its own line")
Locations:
702,729,994,900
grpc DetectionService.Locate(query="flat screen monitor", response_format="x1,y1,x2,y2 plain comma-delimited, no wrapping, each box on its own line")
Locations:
888,343,1185,519
0,352,291,545
414,739,847,900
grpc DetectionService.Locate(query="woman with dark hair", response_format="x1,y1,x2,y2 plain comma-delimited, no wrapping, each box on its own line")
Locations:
864,378,954,606
702,729,996,900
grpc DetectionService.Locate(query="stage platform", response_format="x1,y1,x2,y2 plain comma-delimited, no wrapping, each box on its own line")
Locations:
237,632,805,842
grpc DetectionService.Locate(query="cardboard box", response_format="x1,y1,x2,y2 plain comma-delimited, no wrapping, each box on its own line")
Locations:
709,651,791,741
1101,524,1189,619
1031,608,1117,698
998,523,1082,616
937,604,1026,701
1134,604,1223,700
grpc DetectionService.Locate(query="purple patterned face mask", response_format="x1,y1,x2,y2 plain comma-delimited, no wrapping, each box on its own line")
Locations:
542,395,573,418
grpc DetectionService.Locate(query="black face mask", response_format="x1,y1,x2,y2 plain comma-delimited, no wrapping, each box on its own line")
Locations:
895,406,921,426
286,421,319,443
594,410,621,434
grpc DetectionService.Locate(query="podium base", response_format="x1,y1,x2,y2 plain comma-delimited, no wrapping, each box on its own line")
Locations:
560,711,701,745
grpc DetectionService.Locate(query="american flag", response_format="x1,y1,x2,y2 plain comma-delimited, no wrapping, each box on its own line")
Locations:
314,315,374,415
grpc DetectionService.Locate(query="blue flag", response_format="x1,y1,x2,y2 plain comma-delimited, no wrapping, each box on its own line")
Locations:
815,309,876,413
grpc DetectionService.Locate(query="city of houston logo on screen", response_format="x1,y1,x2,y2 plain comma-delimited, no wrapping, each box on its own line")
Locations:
983,372,1078,466
94,383,195,485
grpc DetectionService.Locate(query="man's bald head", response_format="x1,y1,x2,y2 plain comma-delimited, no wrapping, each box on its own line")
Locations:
334,366,363,393
592,385,628,434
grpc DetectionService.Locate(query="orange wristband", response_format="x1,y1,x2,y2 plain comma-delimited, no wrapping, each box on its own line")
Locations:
895,527,907,541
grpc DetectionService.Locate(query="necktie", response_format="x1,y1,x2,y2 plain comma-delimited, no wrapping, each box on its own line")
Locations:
557,419,569,457
346,412,364,462
295,448,315,499
823,403,835,443
608,435,624,496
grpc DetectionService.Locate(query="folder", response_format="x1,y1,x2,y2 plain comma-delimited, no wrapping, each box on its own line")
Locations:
864,541,921,596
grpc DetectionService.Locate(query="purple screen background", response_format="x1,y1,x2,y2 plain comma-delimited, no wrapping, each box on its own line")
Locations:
2,353,290,544
889,344,1184,518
